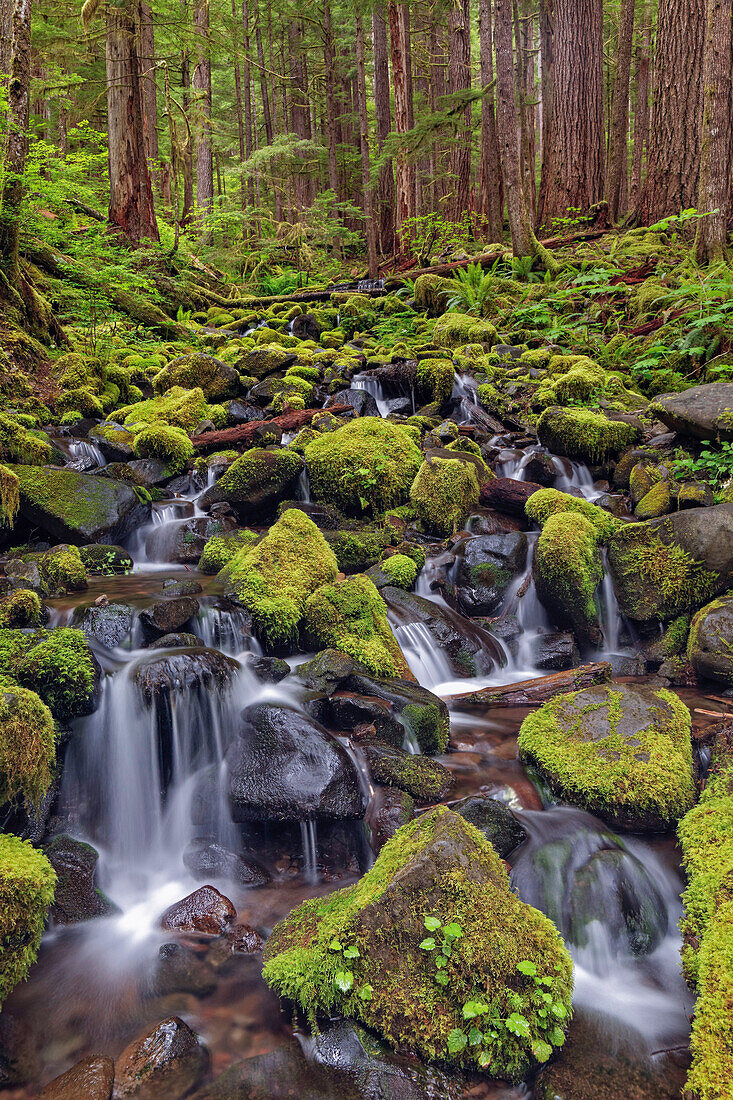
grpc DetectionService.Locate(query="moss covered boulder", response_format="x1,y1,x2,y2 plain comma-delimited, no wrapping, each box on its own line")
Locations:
221,510,338,647
304,575,411,680
525,488,619,541
0,682,55,808
433,313,498,349
0,835,56,1006
0,589,42,628
518,684,695,832
200,448,303,515
8,464,149,544
649,382,733,442
263,806,573,1078
410,456,480,537
0,627,97,720
153,352,239,401
687,595,733,686
197,529,259,573
607,505,733,621
533,513,604,647
305,418,423,515
536,406,640,464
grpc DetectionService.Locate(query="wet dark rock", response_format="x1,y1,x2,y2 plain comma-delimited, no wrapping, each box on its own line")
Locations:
293,648,366,693
107,459,173,486
569,848,668,955
149,631,202,648
309,691,404,747
0,1014,40,1088
521,451,557,486
139,596,200,635
183,839,270,886
88,424,136,461
366,787,415,851
227,923,266,954
453,532,527,616
243,654,290,682
278,500,343,530
650,382,733,441
161,578,203,596
450,795,527,857
608,653,647,677
362,741,454,801
160,884,236,935
226,400,266,425
112,1016,209,1099
226,703,364,823
148,516,238,565
530,631,579,671
291,313,323,341
687,594,733,686
382,396,413,416
324,388,379,417
72,601,136,649
4,559,43,593
153,942,217,998
134,649,240,704
38,1055,115,1100
43,834,119,925
382,585,503,677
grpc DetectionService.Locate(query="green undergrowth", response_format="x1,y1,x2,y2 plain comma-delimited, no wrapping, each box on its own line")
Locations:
0,835,56,1007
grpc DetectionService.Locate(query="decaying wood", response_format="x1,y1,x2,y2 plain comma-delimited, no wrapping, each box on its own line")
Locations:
444,662,613,707
479,476,543,514
191,405,353,450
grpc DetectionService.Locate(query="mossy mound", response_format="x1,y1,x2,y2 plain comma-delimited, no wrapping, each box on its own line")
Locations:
537,406,640,464
305,418,423,516
518,684,695,832
221,510,338,647
0,681,56,807
26,544,88,597
416,358,454,404
547,355,607,404
686,595,733,687
324,528,389,574
197,529,259,574
378,553,418,590
0,627,97,720
0,589,42,628
116,386,211,433
263,806,573,1078
412,275,455,316
132,424,193,475
152,352,239,401
304,575,411,680
0,835,56,1006
525,488,619,542
410,457,480,537
433,313,498,349
0,411,51,466
533,513,603,646
201,448,303,512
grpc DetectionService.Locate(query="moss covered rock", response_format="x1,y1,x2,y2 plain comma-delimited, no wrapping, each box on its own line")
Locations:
410,457,480,537
304,575,411,680
433,313,498,349
115,386,211,433
0,627,97,720
518,683,695,832
0,412,51,466
263,806,573,1078
412,275,455,316
0,835,56,1006
536,406,640,464
28,544,88,597
525,488,619,541
152,352,239,401
533,513,603,647
0,589,42,628
8,464,149,544
362,742,454,801
415,358,454,404
200,448,303,515
221,510,338,647
0,681,55,808
306,418,423,516
687,595,733,686
132,424,193,475
197,529,259,573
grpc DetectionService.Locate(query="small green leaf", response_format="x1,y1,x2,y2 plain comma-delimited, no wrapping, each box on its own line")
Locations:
505,1013,531,1038
551,1001,567,1019
441,942,451,957
419,937,436,951
424,916,441,932
468,1026,483,1046
343,946,360,959
531,1040,553,1063
435,971,449,985
328,938,342,952
335,969,354,993
517,960,538,977
442,922,463,940
477,1051,491,1068
548,1026,566,1047
447,1028,468,1054
359,984,373,1001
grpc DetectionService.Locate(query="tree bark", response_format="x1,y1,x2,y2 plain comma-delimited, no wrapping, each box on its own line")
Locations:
388,0,414,232
635,0,705,224
193,0,214,234
105,0,159,242
536,0,554,226
372,0,395,254
0,0,31,276
180,0,194,226
447,0,472,221
541,0,604,221
444,662,612,707
231,0,247,213
495,0,559,270
139,1,159,182
241,0,255,210
628,6,651,213
322,0,340,202
694,0,733,261
605,0,635,221
355,6,378,276
478,0,503,240
288,16,314,210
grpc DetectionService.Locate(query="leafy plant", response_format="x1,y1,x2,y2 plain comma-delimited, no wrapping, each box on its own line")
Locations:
671,442,733,491
445,262,496,316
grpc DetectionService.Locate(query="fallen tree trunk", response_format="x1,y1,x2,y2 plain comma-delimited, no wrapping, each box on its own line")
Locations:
444,662,613,708
191,405,353,451
479,477,543,515
23,241,191,340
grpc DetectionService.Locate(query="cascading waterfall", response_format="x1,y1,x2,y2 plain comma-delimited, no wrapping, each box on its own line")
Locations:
392,621,455,690
351,371,394,417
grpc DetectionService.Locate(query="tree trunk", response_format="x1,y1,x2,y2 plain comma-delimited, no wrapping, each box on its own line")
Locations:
372,0,395,254
322,0,340,202
139,1,159,183
255,19,274,145
447,0,472,221
180,0,194,226
231,0,247,213
193,0,214,235
105,0,159,242
694,0,733,261
478,0,503,240
495,0,559,271
605,0,635,221
388,0,414,233
288,17,314,210
536,0,554,226
635,0,705,224
541,0,604,221
628,6,651,213
355,6,378,276
0,0,31,277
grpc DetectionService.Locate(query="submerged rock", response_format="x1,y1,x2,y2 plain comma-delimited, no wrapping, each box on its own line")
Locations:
134,649,239,704
153,942,217,998
365,786,415,851
518,683,696,831
362,742,454,801
38,1055,115,1100
112,1016,209,1099
568,848,668,956
139,596,200,636
263,806,573,1079
43,834,119,925
160,884,236,935
183,839,270,887
226,703,364,823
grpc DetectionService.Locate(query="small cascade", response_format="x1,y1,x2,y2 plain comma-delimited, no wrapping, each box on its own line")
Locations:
296,467,311,502
392,621,455,689
451,371,479,404
597,549,627,656
67,439,107,467
196,603,260,656
351,371,392,417
300,818,319,883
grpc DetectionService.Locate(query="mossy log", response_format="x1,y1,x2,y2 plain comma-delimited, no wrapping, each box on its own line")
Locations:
191,404,353,451
444,662,612,708
23,242,191,339
479,477,546,515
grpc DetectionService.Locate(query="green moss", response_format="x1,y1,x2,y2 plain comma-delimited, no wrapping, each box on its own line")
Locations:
132,423,193,475
412,274,455,315
0,627,96,720
534,513,603,643
379,553,418,590
685,894,733,1100
548,355,607,404
525,488,619,541
221,510,338,646
0,681,55,807
152,353,237,401
410,457,480,537
210,447,302,504
117,386,210,433
537,406,640,464
433,313,498,349
325,528,388,573
607,523,719,621
304,574,410,679
0,835,56,1006
519,685,695,831
263,806,573,1078
663,614,690,657
635,480,671,520
0,411,51,466
197,529,259,573
0,589,42,628
305,418,423,516
401,701,449,754
416,358,454,404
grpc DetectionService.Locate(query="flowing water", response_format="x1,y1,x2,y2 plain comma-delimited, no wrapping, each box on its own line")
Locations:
2,393,708,1098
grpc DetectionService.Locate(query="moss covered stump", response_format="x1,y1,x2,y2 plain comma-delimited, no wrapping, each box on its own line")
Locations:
263,806,573,1079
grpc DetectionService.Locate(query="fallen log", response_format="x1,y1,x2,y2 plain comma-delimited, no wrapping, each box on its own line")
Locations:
479,477,543,515
444,662,613,708
191,405,353,451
